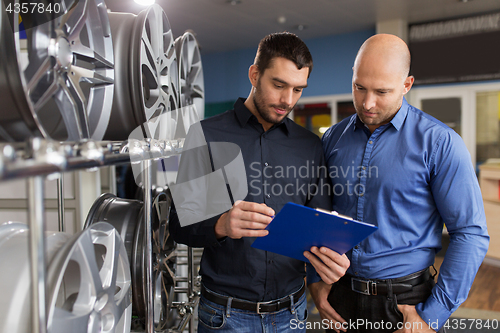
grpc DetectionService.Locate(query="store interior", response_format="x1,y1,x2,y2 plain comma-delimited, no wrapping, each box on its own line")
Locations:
1,0,500,332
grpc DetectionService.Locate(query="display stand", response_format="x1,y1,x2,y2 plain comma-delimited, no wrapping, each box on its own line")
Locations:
479,161,500,260
0,137,199,333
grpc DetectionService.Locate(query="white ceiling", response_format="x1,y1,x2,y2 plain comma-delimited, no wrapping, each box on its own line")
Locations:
103,0,500,54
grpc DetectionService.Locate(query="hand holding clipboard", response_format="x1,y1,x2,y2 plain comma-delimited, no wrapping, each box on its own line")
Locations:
251,202,377,263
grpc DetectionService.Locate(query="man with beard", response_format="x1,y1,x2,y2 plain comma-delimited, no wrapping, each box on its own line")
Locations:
170,32,349,332
309,33,489,333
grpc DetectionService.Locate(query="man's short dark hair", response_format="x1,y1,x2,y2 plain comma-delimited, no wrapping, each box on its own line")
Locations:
254,32,313,78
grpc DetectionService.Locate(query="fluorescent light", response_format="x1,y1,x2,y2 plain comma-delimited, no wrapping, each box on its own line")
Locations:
319,127,329,134
134,0,155,6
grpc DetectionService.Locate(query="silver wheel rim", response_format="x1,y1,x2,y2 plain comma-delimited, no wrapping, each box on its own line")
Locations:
107,4,179,141
84,192,176,329
135,191,176,330
0,223,71,333
0,0,114,141
175,31,204,138
46,222,132,333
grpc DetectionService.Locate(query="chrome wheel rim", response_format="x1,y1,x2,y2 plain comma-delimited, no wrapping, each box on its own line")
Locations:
107,4,179,141
46,222,132,333
0,222,71,333
174,31,204,138
132,190,176,330
0,0,114,141
84,191,176,329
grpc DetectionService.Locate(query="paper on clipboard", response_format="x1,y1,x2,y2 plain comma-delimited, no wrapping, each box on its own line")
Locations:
251,202,377,262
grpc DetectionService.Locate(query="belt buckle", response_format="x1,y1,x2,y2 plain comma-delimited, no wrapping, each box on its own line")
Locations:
351,278,377,295
256,300,272,314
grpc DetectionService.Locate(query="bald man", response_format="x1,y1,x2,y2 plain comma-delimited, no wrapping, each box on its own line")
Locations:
307,34,489,333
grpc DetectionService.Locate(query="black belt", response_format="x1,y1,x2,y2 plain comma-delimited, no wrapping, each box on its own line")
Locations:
201,284,305,314
339,268,431,296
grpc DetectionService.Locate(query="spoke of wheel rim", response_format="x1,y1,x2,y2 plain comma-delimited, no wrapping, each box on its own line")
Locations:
191,84,204,99
141,36,158,78
142,23,158,68
164,260,175,280
77,232,104,295
92,229,119,289
64,0,89,39
187,63,202,87
159,221,167,250
159,270,166,305
32,76,60,112
25,57,52,93
114,288,131,319
164,250,175,263
50,307,92,333
66,68,88,103
60,75,89,137
153,10,163,58
161,228,168,251
70,36,113,69
159,53,176,99
92,51,114,70
186,42,195,73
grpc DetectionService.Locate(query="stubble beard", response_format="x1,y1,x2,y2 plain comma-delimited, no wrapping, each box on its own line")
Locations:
253,84,293,125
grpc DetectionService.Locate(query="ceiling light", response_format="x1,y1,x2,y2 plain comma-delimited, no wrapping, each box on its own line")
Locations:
277,16,287,24
227,0,242,5
134,0,155,6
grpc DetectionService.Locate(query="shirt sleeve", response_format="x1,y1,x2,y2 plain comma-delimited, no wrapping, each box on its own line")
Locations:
306,262,322,285
305,138,334,285
167,121,231,248
169,203,225,248
416,130,489,330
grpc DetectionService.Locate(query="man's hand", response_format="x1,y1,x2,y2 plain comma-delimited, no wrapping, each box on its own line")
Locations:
308,281,347,333
304,246,350,284
214,200,274,239
393,305,436,333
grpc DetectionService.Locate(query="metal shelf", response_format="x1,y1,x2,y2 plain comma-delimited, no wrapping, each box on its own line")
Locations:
0,138,184,182
0,137,195,333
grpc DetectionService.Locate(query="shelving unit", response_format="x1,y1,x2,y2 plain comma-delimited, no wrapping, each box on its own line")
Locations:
479,162,500,260
0,137,199,333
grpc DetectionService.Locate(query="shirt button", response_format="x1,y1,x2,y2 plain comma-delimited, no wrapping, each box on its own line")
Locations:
369,140,373,144
354,245,359,249
359,193,364,197
362,166,366,170
264,162,269,166
266,194,271,199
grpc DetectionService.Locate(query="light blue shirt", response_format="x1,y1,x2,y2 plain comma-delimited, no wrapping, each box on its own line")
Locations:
311,97,489,329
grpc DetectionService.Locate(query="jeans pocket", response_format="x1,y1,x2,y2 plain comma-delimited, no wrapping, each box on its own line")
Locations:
198,298,226,329
294,294,309,323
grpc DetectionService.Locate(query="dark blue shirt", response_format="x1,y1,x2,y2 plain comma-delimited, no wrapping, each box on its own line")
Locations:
315,97,489,329
170,98,332,302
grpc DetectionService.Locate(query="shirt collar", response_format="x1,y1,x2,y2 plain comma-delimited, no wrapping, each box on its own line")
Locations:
234,97,290,135
390,97,409,131
354,97,409,132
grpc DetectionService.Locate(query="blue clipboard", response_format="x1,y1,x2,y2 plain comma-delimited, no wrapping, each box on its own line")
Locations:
251,202,377,263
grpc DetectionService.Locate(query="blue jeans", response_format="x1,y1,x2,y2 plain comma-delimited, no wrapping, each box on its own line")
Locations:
197,289,308,333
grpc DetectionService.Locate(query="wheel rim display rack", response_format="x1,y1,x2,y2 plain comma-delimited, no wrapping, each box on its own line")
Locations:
0,138,201,333
0,0,205,331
